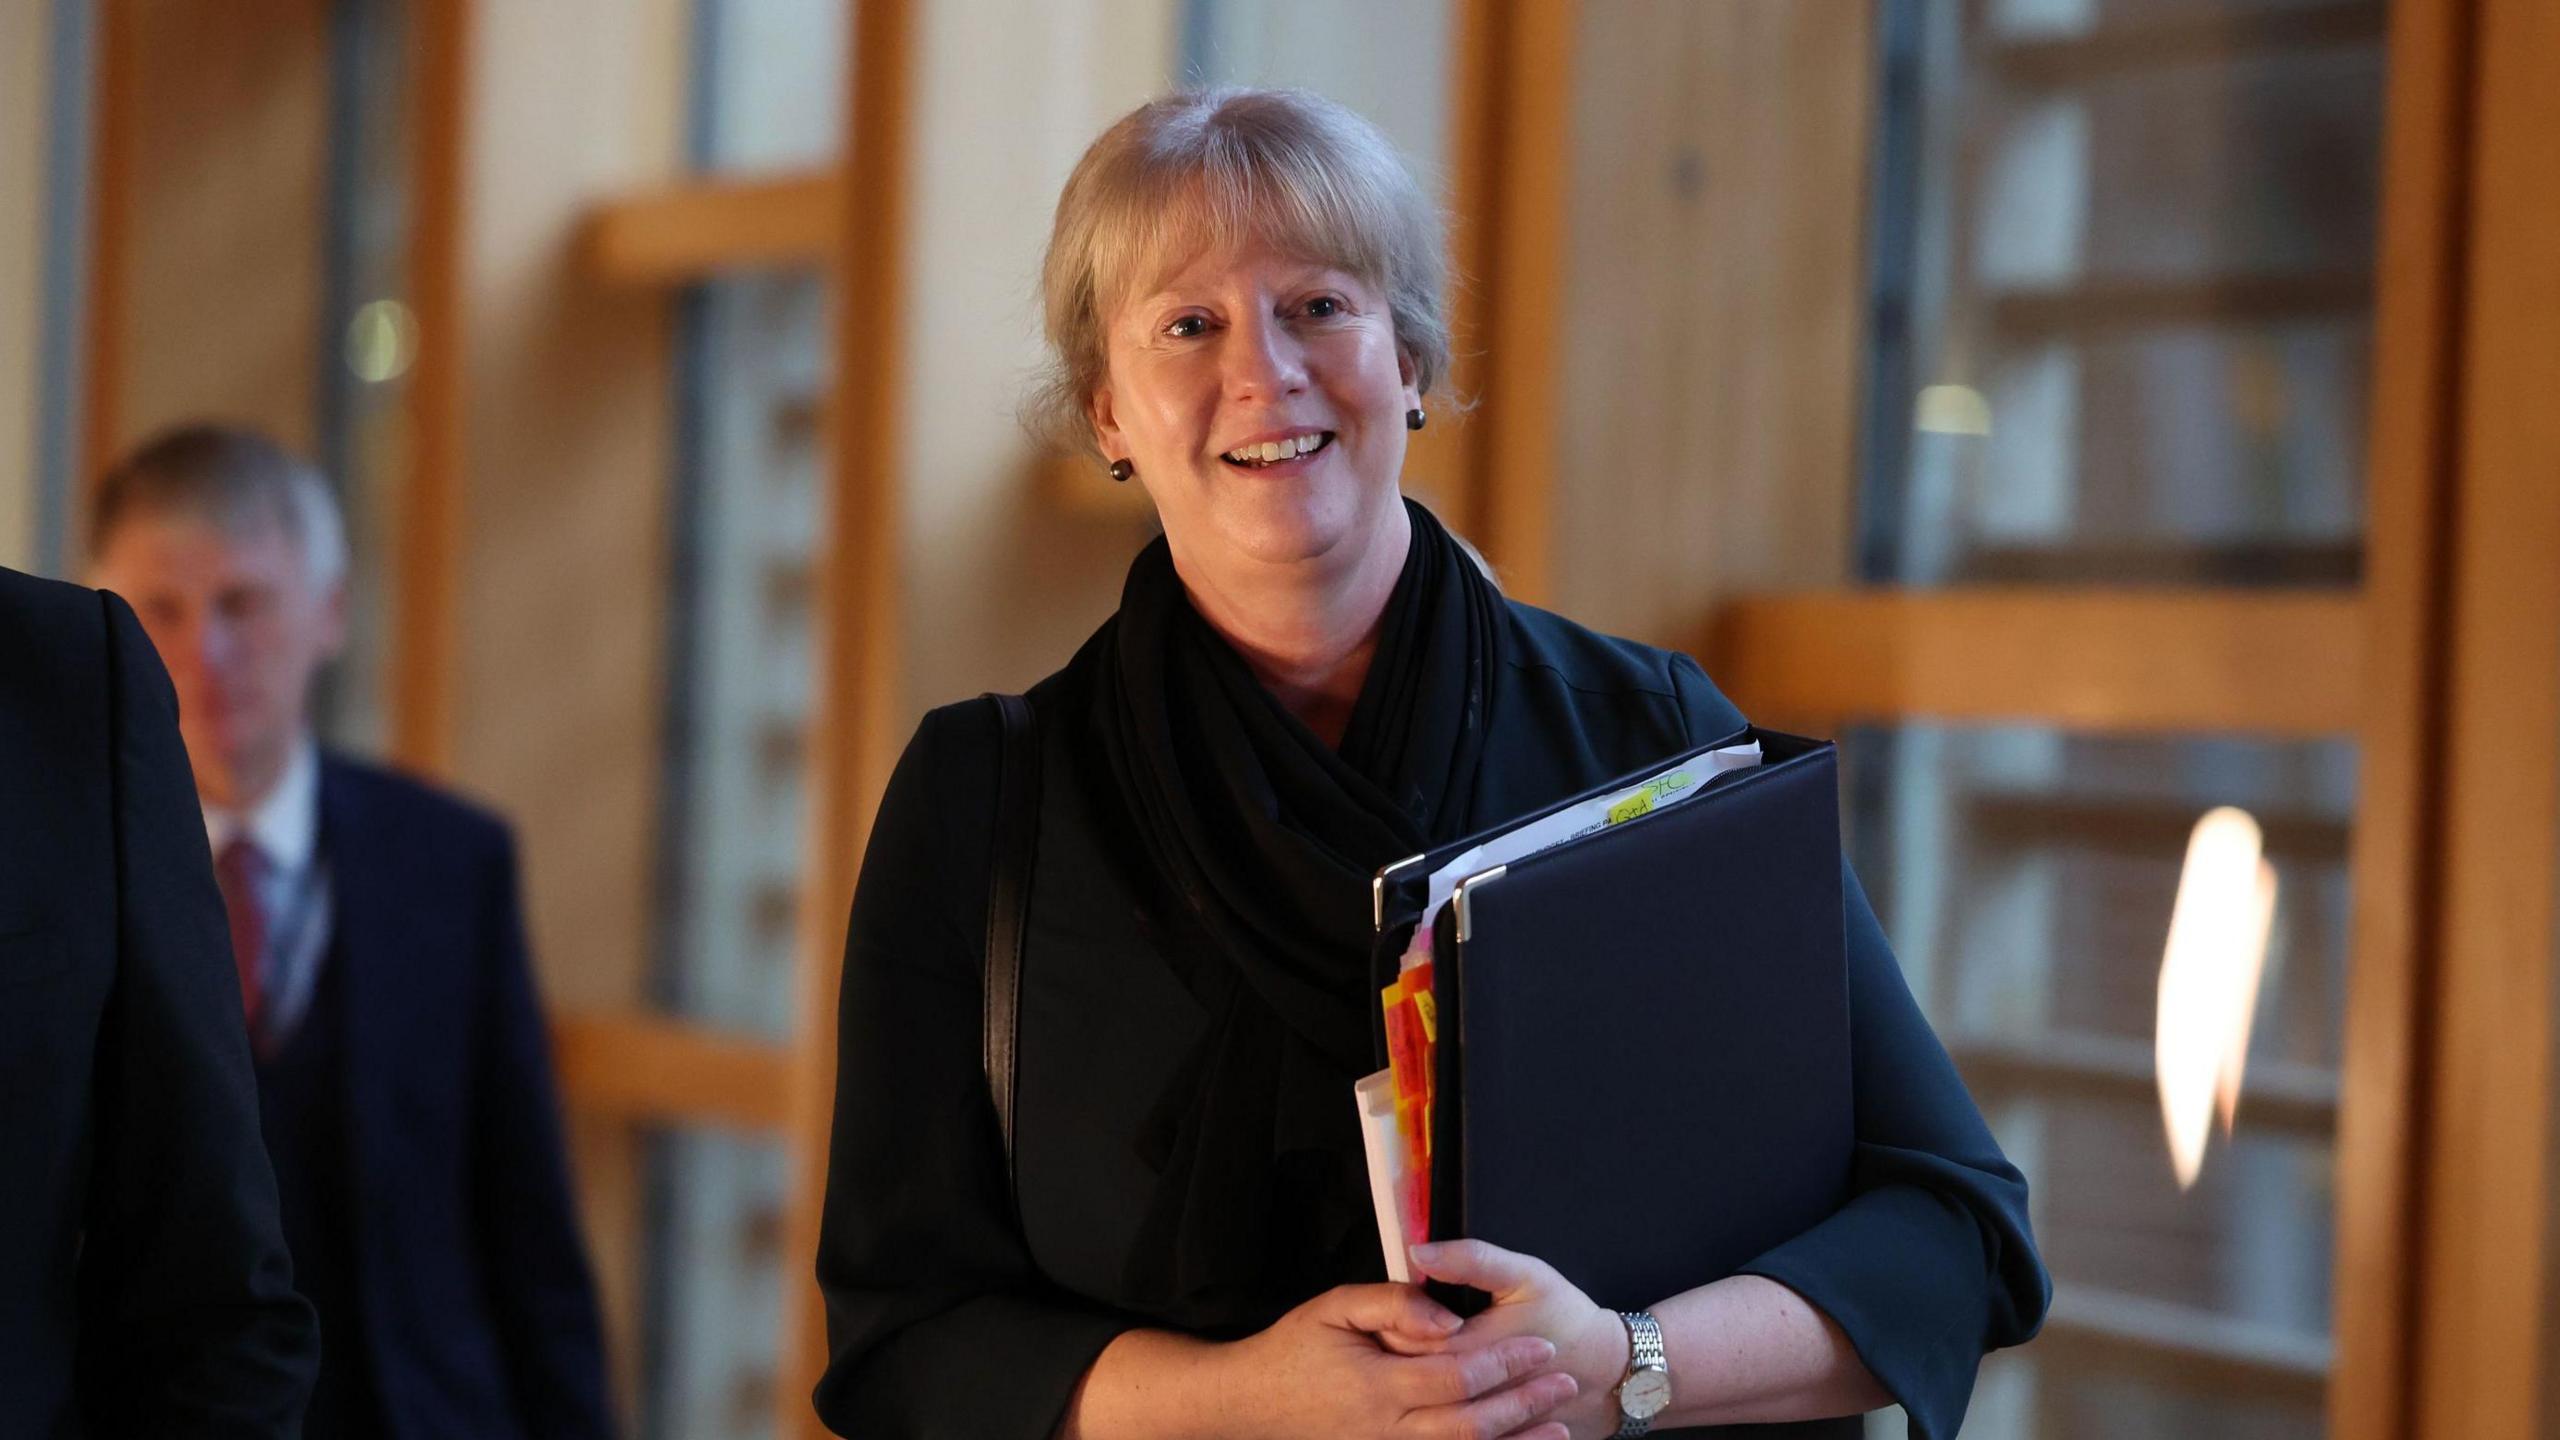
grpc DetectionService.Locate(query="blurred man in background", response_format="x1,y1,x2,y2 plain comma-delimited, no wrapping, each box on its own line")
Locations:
89,424,616,1439
0,562,319,1434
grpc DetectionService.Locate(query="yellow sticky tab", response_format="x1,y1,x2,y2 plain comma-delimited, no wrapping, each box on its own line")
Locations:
1413,988,1437,1042
1607,793,1654,824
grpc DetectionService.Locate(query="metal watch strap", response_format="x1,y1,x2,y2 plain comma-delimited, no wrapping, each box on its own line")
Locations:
1611,1310,1668,1439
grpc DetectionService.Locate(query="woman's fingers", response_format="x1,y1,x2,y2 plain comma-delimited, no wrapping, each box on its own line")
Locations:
1417,1369,1579,1440
1410,1238,1546,1298
1327,1282,1465,1347
1397,1334,1557,1408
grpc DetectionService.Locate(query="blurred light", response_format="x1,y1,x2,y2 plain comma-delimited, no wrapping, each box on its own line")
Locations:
1914,384,1991,436
2156,807,2279,1191
346,299,418,384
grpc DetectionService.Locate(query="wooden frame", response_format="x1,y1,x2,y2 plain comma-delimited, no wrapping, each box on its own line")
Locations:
76,0,135,523
387,0,468,777
2327,0,2478,1434
777,0,914,1431
550,1012,792,1132
1465,0,1574,607
1706,589,2364,738
2407,0,2560,1431
582,169,838,288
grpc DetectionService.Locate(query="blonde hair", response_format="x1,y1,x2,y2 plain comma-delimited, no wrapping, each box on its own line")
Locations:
1026,87,1452,461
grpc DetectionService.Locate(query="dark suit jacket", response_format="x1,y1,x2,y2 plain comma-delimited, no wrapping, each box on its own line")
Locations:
0,566,319,1435
308,751,616,1439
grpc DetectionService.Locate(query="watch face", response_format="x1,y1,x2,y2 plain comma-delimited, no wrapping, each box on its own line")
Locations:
1622,1366,1673,1418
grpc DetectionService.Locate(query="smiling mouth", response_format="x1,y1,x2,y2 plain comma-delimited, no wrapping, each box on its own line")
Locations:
1220,431,1335,468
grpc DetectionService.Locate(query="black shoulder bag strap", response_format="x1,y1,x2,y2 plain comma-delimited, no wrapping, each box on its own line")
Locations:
981,691,1040,1213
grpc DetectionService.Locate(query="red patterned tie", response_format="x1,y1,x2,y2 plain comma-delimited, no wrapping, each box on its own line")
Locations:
214,838,269,1031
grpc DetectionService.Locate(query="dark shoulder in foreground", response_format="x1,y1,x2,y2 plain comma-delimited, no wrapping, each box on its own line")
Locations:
0,564,106,638
1500,597,1749,738
320,750,515,857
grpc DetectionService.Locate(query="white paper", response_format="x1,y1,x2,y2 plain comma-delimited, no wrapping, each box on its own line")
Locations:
1415,741,1762,939
1354,1069,1414,1281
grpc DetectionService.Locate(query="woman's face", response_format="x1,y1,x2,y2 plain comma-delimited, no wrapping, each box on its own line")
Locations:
1093,240,1419,574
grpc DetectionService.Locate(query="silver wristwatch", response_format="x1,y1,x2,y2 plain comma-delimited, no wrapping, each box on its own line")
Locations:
1610,1310,1672,1438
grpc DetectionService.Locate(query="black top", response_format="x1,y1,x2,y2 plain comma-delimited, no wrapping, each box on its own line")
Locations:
814,595,2048,1440
0,567,319,1435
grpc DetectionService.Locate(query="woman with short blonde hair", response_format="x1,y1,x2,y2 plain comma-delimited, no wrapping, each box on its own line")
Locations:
815,87,2046,1440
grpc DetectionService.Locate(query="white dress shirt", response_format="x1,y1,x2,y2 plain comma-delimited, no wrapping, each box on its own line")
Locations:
203,736,335,1048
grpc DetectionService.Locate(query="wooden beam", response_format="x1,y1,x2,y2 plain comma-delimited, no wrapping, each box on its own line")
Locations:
1705,589,2364,738
1985,272,2375,338
551,1011,792,1132
76,0,135,522
582,169,838,287
2413,0,2560,1431
1397,0,1507,538
1474,0,1574,606
2329,0,2476,1433
779,0,913,1431
388,0,469,778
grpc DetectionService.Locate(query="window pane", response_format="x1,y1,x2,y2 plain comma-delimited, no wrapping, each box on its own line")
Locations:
1844,724,2352,1437
656,272,825,1040
1179,0,1453,186
692,0,844,174
1864,2,2387,586
641,1127,789,1440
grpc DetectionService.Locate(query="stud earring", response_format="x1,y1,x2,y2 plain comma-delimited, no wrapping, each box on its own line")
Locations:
1406,408,1427,431
1108,458,1134,483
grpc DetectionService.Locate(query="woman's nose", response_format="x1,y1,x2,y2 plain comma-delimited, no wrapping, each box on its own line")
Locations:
1222,314,1307,401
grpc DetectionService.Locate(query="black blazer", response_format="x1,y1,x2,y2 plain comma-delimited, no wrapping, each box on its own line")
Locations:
307,752,616,1439
815,598,2049,1440
0,566,319,1436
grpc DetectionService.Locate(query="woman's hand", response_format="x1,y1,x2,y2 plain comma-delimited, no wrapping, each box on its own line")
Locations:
1410,1241,1630,1440
1216,1281,1582,1440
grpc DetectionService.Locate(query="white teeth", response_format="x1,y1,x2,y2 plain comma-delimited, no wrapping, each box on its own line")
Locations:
1225,433,1329,464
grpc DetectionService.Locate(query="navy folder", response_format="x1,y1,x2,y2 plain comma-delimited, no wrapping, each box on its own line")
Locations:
1369,727,1855,1315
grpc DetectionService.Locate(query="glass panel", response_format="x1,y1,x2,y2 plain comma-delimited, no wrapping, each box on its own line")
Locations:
312,0,412,755
1843,724,2353,1438
1863,0,2387,586
641,1127,790,1440
1178,0,1454,186
692,0,845,173
657,271,825,1039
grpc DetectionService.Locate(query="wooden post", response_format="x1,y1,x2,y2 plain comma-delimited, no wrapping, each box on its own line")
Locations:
779,0,915,1432
389,0,469,778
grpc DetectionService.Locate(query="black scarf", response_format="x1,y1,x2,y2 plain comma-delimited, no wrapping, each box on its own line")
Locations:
1095,498,1505,1330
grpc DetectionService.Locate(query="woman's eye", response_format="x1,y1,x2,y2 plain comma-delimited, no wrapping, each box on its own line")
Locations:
1166,315,1208,338
1304,296,1343,319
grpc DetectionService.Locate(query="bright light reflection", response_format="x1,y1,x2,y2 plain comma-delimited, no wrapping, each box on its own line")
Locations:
345,299,418,384
2155,806,2279,1191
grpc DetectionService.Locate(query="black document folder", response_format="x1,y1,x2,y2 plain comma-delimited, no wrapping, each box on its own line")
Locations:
1369,727,1855,1314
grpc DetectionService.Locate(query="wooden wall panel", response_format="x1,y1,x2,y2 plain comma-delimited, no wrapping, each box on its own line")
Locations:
1546,0,1874,645
105,0,331,469
2412,0,2560,1432
446,0,691,1412
449,0,687,1017
2328,0,2477,1434
0,2,49,569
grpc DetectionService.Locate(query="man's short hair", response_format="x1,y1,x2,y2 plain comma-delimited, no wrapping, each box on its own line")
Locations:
90,424,349,591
